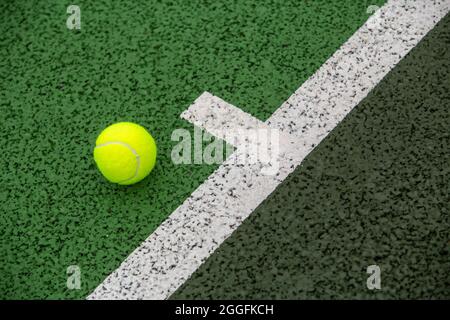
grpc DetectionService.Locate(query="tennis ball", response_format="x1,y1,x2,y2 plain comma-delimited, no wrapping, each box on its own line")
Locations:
93,122,157,185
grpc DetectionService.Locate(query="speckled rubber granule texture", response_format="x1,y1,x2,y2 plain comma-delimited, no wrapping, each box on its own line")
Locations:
0,1,384,299
172,13,450,300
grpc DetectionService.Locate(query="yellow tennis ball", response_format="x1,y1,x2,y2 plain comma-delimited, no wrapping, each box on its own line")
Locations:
93,122,157,185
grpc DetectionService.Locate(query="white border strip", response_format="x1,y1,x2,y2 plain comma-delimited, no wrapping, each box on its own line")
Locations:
89,0,449,300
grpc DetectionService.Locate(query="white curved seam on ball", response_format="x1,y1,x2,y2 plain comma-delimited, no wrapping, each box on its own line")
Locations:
95,141,141,183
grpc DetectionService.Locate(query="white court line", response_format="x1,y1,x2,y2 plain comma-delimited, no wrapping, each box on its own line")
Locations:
181,92,272,147
89,0,450,299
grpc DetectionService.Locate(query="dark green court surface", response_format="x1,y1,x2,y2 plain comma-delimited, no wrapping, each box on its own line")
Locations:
172,13,450,300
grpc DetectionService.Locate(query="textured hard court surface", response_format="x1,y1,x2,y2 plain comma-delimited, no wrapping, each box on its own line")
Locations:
173,13,450,299
0,1,384,299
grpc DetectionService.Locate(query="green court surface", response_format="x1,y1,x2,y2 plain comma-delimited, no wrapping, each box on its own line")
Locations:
173,14,450,299
1,1,386,299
